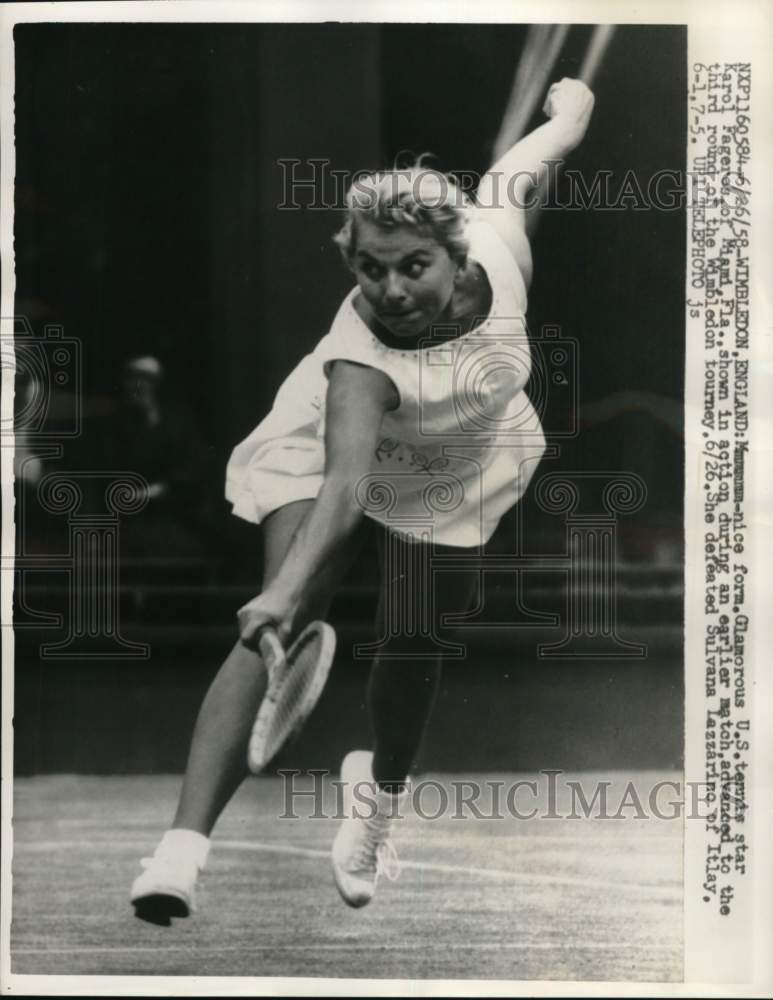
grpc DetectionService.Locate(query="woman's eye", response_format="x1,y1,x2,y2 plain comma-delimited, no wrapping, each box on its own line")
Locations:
362,264,382,281
406,261,427,278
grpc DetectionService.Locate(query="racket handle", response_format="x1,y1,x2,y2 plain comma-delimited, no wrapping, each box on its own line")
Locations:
258,628,284,673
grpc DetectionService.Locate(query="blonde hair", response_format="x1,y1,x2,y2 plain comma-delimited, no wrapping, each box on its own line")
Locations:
333,163,471,267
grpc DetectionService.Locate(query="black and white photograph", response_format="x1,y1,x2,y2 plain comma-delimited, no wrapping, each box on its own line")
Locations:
1,2,771,995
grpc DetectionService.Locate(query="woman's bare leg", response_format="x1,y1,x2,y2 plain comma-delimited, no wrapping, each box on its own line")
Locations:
170,638,272,835
172,500,363,835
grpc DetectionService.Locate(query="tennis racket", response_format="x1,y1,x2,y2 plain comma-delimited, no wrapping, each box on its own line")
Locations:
248,621,337,773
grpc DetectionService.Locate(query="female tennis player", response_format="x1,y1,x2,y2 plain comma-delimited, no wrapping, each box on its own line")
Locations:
131,77,594,921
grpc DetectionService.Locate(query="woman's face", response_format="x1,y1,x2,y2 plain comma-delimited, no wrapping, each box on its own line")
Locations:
349,217,459,338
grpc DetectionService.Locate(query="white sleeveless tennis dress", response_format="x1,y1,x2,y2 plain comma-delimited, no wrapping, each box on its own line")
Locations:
225,219,546,547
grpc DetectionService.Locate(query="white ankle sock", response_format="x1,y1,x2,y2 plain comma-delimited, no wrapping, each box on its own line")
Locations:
159,829,210,869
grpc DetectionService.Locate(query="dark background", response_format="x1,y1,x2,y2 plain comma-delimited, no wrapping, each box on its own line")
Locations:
13,23,686,774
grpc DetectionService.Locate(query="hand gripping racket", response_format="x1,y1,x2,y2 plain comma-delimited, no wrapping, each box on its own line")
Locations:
248,621,337,773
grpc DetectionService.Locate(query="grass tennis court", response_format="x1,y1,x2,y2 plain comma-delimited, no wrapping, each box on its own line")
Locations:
11,772,682,981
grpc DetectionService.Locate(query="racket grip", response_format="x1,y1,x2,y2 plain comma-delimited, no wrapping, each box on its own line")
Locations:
258,628,284,673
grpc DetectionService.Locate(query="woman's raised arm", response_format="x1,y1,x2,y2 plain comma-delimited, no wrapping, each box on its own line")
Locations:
474,78,595,254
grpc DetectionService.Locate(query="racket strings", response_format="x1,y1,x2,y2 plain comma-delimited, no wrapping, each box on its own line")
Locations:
248,622,336,772
262,635,326,749
272,662,319,735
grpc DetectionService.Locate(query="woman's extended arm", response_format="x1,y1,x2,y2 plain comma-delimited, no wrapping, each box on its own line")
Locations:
238,359,398,646
475,78,595,255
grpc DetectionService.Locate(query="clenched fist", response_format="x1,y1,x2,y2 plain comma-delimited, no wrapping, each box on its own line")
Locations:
543,78,595,122
237,584,300,650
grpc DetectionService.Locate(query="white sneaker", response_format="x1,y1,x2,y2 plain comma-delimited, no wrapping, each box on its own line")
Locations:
130,830,209,925
331,750,404,908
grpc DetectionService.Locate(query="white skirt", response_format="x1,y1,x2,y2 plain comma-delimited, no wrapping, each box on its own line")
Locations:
225,354,326,524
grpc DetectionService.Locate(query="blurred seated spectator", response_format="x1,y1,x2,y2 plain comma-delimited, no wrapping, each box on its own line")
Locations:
94,355,214,560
